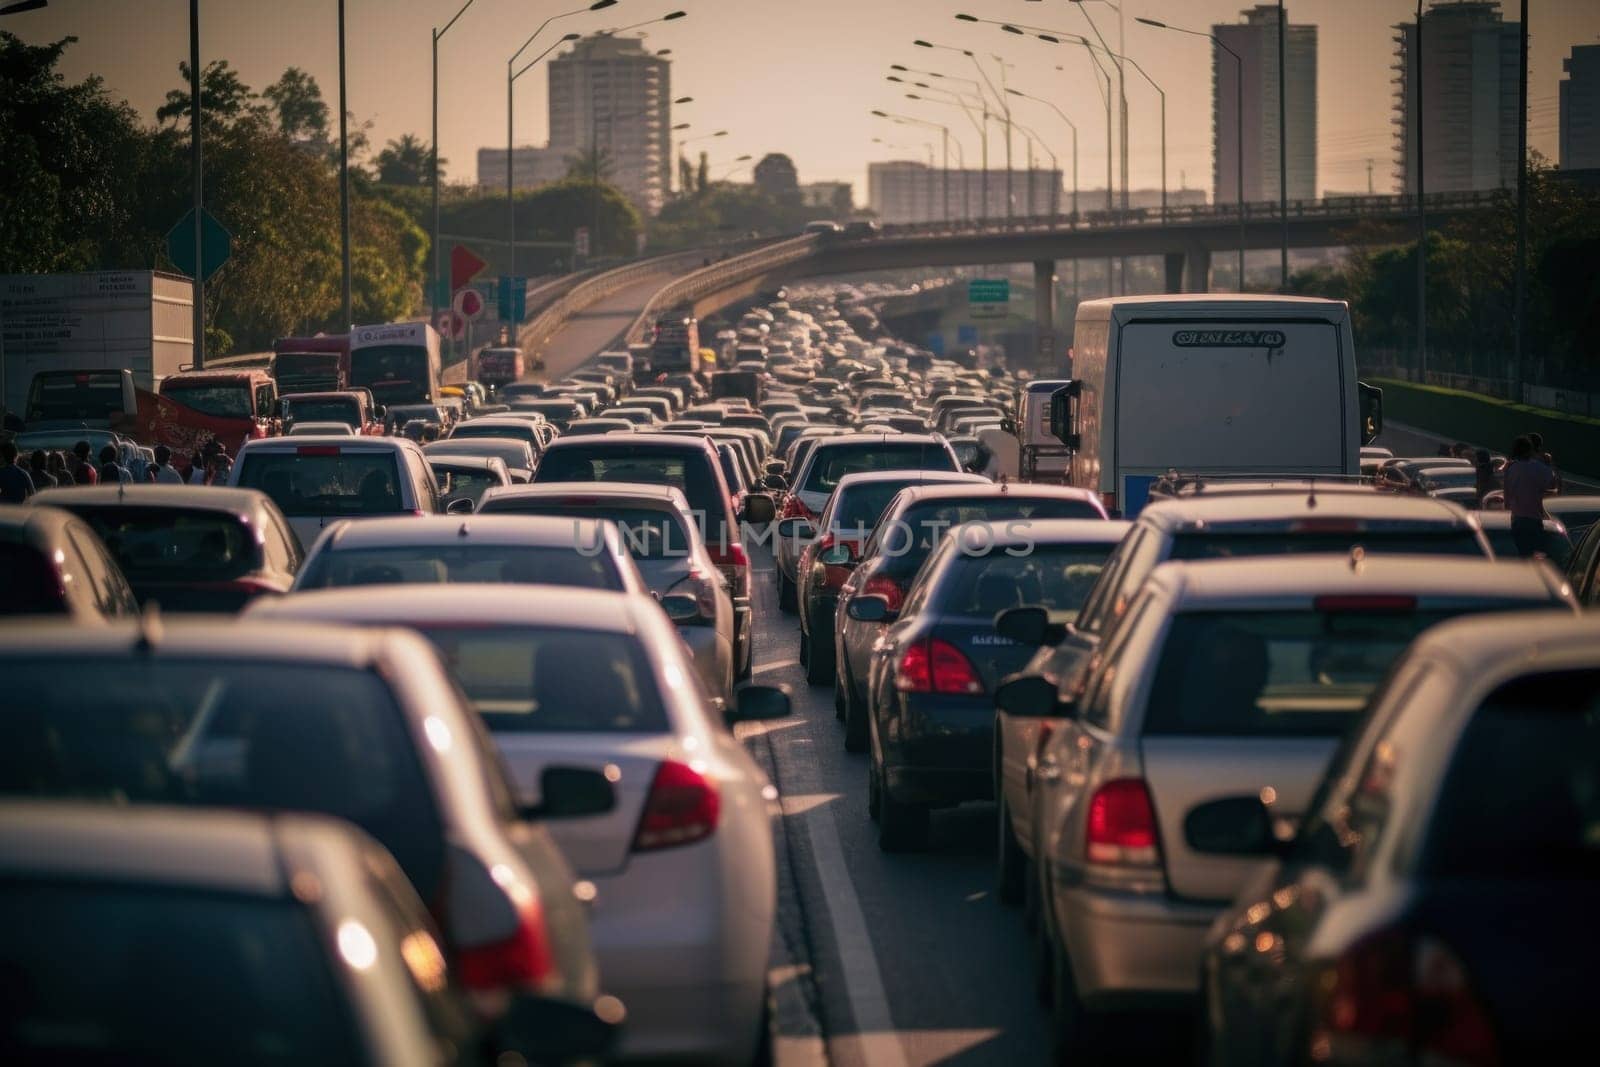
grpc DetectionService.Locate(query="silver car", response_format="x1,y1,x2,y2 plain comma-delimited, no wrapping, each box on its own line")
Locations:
248,584,793,1066
1010,554,1578,1059
474,482,737,705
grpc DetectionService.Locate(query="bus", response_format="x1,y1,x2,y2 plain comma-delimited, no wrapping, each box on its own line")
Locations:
348,321,440,407
273,334,350,395
1061,295,1364,517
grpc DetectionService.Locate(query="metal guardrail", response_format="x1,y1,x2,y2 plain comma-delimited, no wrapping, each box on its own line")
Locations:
619,235,822,348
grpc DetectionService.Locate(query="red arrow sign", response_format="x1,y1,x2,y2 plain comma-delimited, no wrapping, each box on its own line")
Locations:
450,244,488,294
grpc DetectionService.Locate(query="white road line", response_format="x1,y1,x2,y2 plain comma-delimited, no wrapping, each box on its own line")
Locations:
754,658,800,674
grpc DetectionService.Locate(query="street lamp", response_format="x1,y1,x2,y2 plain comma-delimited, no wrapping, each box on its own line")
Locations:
431,0,491,318
914,39,1011,220
1008,88,1077,224
676,129,728,194
1137,16,1246,290
872,109,955,222
590,92,693,262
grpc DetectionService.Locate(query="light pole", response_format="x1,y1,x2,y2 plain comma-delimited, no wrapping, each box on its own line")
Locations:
1070,1,1127,215
1513,0,1528,390
1415,0,1426,378
914,40,1010,220
711,154,754,181
431,0,484,319
338,0,351,330
1138,17,1245,290
897,82,983,221
1276,0,1288,289
1008,88,1078,225
675,129,727,194
873,109,956,223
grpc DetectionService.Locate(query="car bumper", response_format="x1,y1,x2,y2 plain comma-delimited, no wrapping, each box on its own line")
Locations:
881,693,994,806
1053,881,1217,1005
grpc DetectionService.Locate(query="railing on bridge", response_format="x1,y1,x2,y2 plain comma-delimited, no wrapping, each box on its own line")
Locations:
619,235,822,347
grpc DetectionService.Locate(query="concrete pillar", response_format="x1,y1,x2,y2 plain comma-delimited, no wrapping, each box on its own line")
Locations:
1033,259,1055,332
1185,247,1212,293
1163,252,1185,294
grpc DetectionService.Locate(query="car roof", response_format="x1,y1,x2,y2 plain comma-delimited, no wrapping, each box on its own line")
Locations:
481,482,688,507
542,432,714,453
1148,554,1567,607
318,514,613,549
237,435,416,453
248,582,643,632
1139,491,1476,528
810,432,947,448
1472,511,1566,533
833,470,985,492
0,803,361,898
1544,495,1600,514
0,617,419,669
0,502,79,542
949,518,1132,548
31,484,270,515
1395,611,1600,676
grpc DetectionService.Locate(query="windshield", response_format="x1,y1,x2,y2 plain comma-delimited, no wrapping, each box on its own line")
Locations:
235,451,405,517
350,344,433,403
419,626,667,733
26,372,125,423
877,497,1107,579
69,506,257,580
936,544,1118,617
1482,526,1572,568
1170,529,1488,560
804,443,957,494
0,886,359,1064
163,384,252,419
0,659,444,898
283,398,359,427
434,467,501,505
296,543,625,591
535,447,725,534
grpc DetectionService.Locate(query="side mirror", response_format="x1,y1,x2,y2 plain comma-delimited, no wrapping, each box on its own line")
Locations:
521,766,616,820
1048,380,1082,450
994,674,1074,718
659,592,701,623
728,683,792,723
443,496,475,515
762,474,788,491
846,594,892,622
776,517,815,541
488,994,625,1065
740,492,777,524
1184,795,1282,857
764,460,787,475
819,543,852,565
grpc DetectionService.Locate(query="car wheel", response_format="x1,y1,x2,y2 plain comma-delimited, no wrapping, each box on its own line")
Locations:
798,625,809,669
1049,936,1100,1065
996,791,1026,906
841,678,868,753
777,570,797,613
833,671,847,722
736,632,753,683
804,609,834,686
877,787,929,853
1029,864,1053,1005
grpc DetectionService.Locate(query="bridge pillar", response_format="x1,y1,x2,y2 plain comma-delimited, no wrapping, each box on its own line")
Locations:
1033,259,1055,332
1184,247,1212,293
1163,252,1185,294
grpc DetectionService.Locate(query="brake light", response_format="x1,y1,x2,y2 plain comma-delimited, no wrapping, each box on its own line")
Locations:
296,445,342,456
687,566,719,620
862,574,905,614
454,896,558,994
1312,929,1498,1067
728,542,749,569
1099,491,1117,514
1085,779,1159,866
779,495,816,522
633,759,721,851
895,638,984,695
1313,595,1417,613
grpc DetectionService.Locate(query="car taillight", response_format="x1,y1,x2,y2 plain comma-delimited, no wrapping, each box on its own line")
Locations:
454,896,559,994
687,566,719,620
779,495,815,522
1099,491,1117,515
1085,779,1159,867
633,759,720,851
1312,929,1498,1067
297,445,342,456
1313,594,1417,613
862,574,905,614
895,638,984,695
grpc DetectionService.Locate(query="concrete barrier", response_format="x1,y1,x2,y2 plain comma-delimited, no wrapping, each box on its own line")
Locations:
1370,377,1600,479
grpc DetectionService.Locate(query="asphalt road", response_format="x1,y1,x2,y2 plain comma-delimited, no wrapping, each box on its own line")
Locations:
536,273,680,381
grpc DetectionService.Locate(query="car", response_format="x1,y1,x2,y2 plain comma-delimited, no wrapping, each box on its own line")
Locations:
1543,494,1600,541
1011,555,1577,1060
1566,519,1600,607
608,406,659,428
0,803,620,1066
532,433,775,682
448,416,551,459
287,420,358,436
229,435,445,549
860,519,1130,852
834,483,1111,751
616,395,674,422
511,398,584,431
1198,611,1600,1067
33,484,303,612
291,514,646,595
429,454,512,509
595,349,634,382
1474,510,1573,568
0,618,606,1019
793,469,987,686
424,437,537,484
843,219,881,238
562,417,636,437
476,483,737,704
279,389,381,434
247,584,793,1065
0,503,139,620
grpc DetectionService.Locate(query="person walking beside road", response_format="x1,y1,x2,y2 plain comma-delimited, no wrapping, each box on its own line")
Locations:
1473,449,1497,508
0,441,36,503
1503,435,1558,557
47,451,72,488
70,441,99,485
27,450,57,491
97,445,133,485
150,445,185,484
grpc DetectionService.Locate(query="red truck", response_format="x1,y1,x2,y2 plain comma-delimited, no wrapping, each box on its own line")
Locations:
272,334,350,395
470,346,527,389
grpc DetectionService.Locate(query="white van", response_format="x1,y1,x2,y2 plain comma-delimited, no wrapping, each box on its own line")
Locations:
1061,295,1364,517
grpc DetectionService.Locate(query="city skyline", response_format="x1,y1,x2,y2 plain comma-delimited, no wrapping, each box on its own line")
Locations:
10,0,1599,204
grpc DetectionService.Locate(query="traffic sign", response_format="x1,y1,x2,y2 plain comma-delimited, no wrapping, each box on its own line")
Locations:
434,309,466,341
165,208,232,283
957,324,979,345
498,275,527,323
574,227,591,258
453,287,486,321
450,244,488,294
968,278,1010,303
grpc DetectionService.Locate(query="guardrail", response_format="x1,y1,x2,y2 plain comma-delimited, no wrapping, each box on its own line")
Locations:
618,235,822,349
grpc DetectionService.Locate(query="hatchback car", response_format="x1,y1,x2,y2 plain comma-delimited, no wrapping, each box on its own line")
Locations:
1011,556,1576,1059
230,436,445,549
449,416,552,459
35,484,303,612
424,437,537,484
251,586,792,1065
0,503,139,620
429,455,512,509
0,619,606,1020
1198,611,1600,1067
1544,494,1600,541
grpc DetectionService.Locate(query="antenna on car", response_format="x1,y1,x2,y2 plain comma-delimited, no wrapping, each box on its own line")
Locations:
134,600,163,654
457,521,470,538
1306,477,1317,510
1348,546,1366,574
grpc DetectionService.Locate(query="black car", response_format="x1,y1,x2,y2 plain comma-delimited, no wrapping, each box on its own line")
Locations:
857,520,1128,851
0,503,139,621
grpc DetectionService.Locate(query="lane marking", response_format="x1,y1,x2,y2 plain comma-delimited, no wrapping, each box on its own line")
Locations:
754,658,800,674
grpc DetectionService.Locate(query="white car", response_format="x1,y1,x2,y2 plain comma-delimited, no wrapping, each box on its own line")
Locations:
286,421,357,436
247,584,792,1065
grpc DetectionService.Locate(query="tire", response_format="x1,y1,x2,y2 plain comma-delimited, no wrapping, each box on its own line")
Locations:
1049,935,1099,1065
736,630,753,683
996,791,1026,906
1029,864,1053,1006
877,785,929,853
777,569,797,613
797,626,809,669
841,676,868,753
804,608,834,686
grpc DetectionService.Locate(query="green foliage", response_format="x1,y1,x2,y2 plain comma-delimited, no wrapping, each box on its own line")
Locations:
649,181,812,251
374,133,440,187
411,178,641,276
263,67,329,146
753,153,799,202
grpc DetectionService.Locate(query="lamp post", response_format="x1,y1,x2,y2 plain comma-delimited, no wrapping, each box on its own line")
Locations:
431,0,485,319
898,86,982,222
1069,1,1127,214
873,109,955,223
914,40,1010,220
712,154,754,181
1137,17,1245,290
1008,89,1075,223
1276,0,1288,289
592,94,692,262
1415,0,1426,378
675,129,727,194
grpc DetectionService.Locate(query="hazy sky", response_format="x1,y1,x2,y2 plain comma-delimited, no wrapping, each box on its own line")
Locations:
11,0,1599,201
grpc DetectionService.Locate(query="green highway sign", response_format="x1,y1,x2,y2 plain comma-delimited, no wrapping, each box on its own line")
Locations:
968,278,1010,304
165,208,233,283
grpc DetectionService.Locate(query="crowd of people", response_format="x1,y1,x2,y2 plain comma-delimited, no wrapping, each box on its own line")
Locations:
0,439,233,503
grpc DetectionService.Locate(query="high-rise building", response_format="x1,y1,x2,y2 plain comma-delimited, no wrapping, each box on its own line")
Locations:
475,145,568,192
1211,5,1317,206
1561,44,1600,172
867,162,1063,224
1393,2,1520,194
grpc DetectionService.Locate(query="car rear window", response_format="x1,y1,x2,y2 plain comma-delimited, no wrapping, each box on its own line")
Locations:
283,398,359,426
0,660,446,899
804,442,957,493
1144,606,1542,738
535,446,727,543
476,502,691,560
236,451,405,517
419,627,668,733
0,886,358,1063
70,507,257,580
934,544,1118,617
834,480,926,533
297,542,625,590
877,497,1107,579
1170,529,1487,561
0,542,67,615
1423,669,1600,879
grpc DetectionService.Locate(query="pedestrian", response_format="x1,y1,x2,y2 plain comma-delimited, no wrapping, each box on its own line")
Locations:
47,451,72,487
150,444,185,484
70,441,99,485
0,440,35,503
200,440,232,485
1527,432,1563,493
1502,435,1558,558
27,450,57,490
1473,448,1496,508
97,444,133,485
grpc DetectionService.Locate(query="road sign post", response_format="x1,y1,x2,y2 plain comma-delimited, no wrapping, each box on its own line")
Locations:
969,277,1010,321
498,275,527,324
165,208,232,284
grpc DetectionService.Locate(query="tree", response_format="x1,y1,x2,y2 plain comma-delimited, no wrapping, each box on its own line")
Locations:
263,67,328,146
753,153,799,202
156,59,264,127
696,151,709,194
374,134,440,187
565,145,613,182
678,154,693,197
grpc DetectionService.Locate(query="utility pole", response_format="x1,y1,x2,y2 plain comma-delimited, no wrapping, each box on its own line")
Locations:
189,0,204,368
338,0,351,330
1415,0,1427,379
1366,158,1374,195
1277,0,1289,290
1513,0,1528,395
